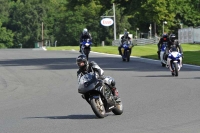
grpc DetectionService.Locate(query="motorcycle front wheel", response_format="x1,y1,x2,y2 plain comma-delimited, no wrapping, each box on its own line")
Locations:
112,101,123,115
90,98,106,118
173,62,179,76
126,50,130,62
84,48,90,60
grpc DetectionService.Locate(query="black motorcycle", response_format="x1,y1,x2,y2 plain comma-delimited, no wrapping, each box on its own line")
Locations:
78,72,123,118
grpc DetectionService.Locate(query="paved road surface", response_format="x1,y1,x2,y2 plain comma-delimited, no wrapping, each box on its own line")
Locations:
0,49,200,133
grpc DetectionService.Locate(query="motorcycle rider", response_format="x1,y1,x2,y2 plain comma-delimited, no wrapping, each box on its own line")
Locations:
79,28,92,53
76,54,120,100
118,29,132,55
157,33,170,59
166,34,183,68
167,34,183,57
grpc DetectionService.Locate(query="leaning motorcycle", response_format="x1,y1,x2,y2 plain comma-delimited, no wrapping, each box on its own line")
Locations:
121,40,133,62
160,42,168,67
78,72,123,118
167,50,182,76
81,39,92,60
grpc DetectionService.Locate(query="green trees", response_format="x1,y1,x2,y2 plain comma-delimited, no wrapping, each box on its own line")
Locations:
0,21,14,48
0,0,200,48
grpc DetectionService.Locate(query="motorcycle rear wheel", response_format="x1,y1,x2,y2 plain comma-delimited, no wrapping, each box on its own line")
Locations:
90,98,106,118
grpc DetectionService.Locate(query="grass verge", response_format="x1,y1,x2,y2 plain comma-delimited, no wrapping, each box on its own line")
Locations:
46,44,200,66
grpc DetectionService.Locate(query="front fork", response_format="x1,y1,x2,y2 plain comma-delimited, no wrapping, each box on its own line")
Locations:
167,58,182,72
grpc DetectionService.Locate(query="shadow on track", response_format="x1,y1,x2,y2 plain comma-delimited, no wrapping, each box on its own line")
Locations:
24,114,115,120
0,56,199,72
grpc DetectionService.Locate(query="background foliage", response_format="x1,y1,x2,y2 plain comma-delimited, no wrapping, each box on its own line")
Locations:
0,0,200,48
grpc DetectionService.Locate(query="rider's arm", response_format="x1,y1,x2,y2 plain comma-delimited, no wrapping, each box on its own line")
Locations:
88,33,92,42
79,34,83,43
176,41,183,54
89,61,104,78
157,38,162,50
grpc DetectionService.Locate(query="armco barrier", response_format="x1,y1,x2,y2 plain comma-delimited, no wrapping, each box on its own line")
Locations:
112,38,159,46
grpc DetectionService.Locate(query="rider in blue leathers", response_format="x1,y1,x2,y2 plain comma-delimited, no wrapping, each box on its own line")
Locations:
79,28,92,53
118,29,131,55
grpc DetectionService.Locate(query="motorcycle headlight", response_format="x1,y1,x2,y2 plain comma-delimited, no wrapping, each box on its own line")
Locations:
85,43,90,46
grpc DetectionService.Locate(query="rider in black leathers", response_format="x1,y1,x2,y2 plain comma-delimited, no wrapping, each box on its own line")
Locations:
167,34,183,56
76,54,120,100
157,33,183,60
79,28,92,53
157,33,170,59
118,29,131,55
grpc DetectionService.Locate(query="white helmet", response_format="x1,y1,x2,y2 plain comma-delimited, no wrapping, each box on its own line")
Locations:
83,28,88,35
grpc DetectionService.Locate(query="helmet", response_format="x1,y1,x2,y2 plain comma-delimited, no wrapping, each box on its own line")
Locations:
124,29,129,38
82,28,88,35
76,54,88,69
162,33,168,38
162,33,168,41
169,34,176,42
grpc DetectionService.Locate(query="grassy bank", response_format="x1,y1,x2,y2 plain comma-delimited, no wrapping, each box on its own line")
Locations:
47,44,200,66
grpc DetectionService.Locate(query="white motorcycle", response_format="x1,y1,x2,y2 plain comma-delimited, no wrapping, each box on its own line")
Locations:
167,48,183,76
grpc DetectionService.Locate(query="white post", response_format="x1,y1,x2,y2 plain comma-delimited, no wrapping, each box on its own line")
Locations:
163,21,167,34
162,22,164,34
113,3,116,40
42,22,43,47
149,24,152,39
55,40,57,47
136,28,139,39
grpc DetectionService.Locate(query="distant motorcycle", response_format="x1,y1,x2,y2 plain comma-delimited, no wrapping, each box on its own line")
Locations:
167,49,183,76
78,72,123,118
160,42,168,67
121,40,133,62
81,39,92,60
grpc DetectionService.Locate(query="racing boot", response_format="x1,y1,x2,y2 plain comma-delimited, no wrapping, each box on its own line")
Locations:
111,87,121,102
157,51,160,59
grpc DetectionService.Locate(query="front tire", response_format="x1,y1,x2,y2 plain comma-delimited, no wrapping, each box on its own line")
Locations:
84,49,90,60
126,50,130,62
112,101,123,115
90,98,106,118
173,62,179,76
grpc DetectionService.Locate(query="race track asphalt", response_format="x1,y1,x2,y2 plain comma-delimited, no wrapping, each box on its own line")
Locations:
0,49,200,133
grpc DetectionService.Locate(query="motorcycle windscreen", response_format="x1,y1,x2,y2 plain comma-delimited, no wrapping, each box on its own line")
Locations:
78,73,98,94
169,51,181,60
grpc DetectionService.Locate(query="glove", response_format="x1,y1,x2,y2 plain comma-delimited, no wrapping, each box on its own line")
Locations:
99,75,105,80
182,54,184,58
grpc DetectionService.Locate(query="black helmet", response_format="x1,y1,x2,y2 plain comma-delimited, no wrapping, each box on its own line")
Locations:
170,34,176,42
76,54,88,69
82,28,88,35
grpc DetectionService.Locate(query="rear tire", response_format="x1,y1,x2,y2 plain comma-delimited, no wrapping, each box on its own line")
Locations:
90,98,105,118
161,63,166,67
